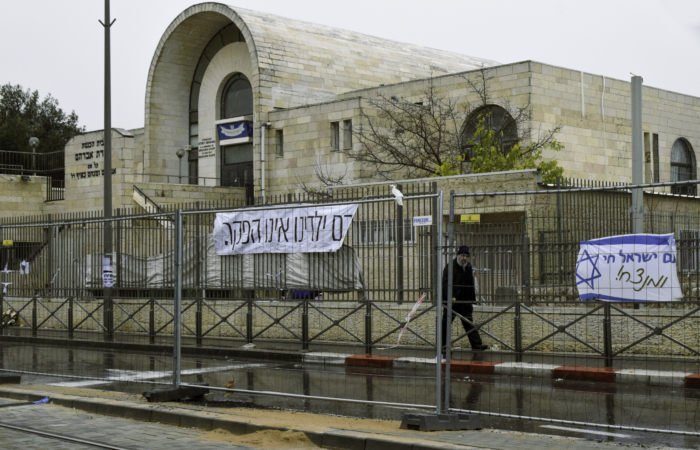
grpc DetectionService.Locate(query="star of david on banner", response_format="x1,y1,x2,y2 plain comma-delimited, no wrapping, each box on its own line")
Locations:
576,249,601,289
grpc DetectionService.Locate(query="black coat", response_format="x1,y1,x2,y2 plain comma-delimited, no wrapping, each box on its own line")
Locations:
442,259,476,303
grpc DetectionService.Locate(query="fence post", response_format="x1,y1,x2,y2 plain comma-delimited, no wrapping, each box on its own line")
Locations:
364,298,372,355
173,209,183,387
396,183,404,304
556,177,563,285
302,298,309,351
246,296,253,344
46,214,53,299
444,190,456,412
149,298,155,344
32,294,38,338
68,297,74,339
116,209,121,292
195,202,203,347
514,302,522,363
431,183,439,305
603,302,613,368
434,190,444,413
0,291,3,337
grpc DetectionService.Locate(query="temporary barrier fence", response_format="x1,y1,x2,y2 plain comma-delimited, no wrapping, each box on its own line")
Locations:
0,187,447,414
0,179,699,435
440,179,700,435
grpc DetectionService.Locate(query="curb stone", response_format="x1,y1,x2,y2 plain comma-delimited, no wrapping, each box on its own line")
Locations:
339,353,700,388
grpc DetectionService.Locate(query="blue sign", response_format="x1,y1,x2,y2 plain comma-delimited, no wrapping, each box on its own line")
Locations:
217,121,252,141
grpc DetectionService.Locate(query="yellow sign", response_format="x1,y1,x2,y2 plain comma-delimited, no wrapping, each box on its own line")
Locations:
2,240,12,247
460,214,481,224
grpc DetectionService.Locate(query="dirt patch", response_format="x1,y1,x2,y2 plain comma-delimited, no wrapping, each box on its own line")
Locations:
199,428,317,449
17,385,144,402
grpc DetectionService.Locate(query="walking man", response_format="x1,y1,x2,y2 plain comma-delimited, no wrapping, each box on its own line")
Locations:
442,246,488,352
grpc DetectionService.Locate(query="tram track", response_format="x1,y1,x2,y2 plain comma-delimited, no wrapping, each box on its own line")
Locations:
0,417,135,450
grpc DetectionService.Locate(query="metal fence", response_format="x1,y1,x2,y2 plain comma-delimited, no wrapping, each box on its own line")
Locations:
1,180,700,435
0,150,65,202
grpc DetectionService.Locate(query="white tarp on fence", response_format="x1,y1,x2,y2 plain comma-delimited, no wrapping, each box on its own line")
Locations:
576,233,682,302
79,234,364,291
213,204,358,255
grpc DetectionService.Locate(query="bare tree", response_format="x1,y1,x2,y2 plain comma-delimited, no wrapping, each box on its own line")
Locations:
296,65,565,193
346,80,466,179
295,163,349,199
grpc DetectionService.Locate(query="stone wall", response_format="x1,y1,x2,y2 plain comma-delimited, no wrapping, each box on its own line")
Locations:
131,182,246,210
0,175,48,219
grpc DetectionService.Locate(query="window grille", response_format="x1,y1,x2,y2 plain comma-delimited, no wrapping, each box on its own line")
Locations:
461,104,518,162
671,138,696,195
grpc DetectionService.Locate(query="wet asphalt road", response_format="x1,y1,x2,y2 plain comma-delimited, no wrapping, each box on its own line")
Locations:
2,342,700,449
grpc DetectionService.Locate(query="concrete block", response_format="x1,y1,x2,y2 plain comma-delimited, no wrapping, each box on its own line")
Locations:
553,365,620,383
495,362,558,378
179,413,213,430
616,369,688,387
400,412,482,431
345,355,397,368
143,383,209,402
322,432,365,450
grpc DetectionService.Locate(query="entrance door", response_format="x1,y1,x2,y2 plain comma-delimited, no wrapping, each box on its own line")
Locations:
221,143,254,203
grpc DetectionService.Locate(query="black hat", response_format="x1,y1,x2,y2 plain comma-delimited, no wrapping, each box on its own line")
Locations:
457,246,470,256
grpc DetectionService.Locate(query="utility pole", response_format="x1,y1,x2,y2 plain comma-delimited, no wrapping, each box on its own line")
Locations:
630,75,644,234
100,0,116,340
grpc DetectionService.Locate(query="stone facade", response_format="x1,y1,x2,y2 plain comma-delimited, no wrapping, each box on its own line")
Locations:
4,4,700,219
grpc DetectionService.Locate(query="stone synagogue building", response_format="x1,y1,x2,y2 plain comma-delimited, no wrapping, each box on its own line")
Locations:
3,2,700,217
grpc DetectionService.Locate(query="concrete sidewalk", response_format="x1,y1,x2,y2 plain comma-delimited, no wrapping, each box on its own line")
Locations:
0,384,684,450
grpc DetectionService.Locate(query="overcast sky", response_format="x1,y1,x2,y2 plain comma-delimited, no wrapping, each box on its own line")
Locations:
1,0,699,132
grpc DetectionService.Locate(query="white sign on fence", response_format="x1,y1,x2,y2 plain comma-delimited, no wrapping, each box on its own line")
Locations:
214,204,359,255
412,216,432,227
576,233,682,302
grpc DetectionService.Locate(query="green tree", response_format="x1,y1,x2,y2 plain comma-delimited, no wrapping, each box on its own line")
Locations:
468,113,565,184
0,83,84,153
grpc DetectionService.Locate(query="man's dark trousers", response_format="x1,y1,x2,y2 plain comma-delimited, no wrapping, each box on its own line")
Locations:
442,301,483,350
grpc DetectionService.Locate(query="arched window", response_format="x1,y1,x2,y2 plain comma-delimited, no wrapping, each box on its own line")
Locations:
671,138,696,195
221,75,253,119
461,105,518,161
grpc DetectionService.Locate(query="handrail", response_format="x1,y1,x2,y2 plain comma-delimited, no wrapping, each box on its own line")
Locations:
132,185,174,223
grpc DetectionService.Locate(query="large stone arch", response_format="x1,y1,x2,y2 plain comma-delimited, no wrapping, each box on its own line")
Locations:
143,3,260,179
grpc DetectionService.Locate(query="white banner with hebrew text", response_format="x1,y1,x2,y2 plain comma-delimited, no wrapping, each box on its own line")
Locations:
576,233,682,302
214,204,358,255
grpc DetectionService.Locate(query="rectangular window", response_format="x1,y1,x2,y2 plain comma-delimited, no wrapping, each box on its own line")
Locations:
644,132,651,183
352,219,414,245
343,119,352,149
187,148,198,185
331,121,340,150
276,129,284,156
653,133,660,183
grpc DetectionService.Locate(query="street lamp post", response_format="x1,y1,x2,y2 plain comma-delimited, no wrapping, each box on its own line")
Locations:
176,148,185,184
29,137,39,175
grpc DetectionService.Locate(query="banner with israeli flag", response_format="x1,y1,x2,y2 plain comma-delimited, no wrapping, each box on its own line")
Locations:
576,234,682,302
